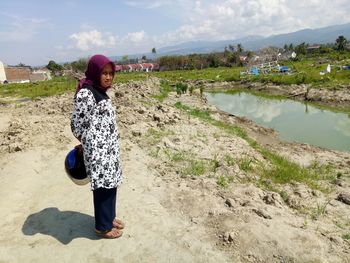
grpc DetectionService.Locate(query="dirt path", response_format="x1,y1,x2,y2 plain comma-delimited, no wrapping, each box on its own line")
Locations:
0,133,232,263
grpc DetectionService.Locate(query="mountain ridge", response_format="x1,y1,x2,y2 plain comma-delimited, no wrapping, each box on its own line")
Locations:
110,22,350,61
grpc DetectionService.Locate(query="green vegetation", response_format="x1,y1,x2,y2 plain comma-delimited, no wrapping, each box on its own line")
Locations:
0,76,76,100
145,128,175,145
224,155,236,166
46,60,63,75
310,200,330,220
161,148,226,181
342,234,350,240
152,80,173,102
114,71,148,83
174,102,336,191
3,49,350,101
238,157,254,172
113,56,350,88
175,82,188,95
217,175,229,188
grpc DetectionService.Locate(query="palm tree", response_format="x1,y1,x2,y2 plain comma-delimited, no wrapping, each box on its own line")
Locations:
336,35,347,51
228,45,235,52
237,43,243,53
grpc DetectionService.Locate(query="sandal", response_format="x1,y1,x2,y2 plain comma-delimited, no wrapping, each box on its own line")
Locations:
113,218,125,229
95,228,123,239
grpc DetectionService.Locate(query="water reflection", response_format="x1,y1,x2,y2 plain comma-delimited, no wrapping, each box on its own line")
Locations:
206,92,350,152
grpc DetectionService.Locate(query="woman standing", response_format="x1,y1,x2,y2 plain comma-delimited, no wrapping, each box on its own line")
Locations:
71,54,124,239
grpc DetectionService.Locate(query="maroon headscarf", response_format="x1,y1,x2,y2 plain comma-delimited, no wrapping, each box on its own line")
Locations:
76,54,116,93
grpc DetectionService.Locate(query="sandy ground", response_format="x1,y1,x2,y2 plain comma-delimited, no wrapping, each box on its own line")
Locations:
0,79,349,263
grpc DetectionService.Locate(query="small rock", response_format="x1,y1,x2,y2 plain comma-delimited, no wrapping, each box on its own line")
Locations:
190,217,198,224
329,236,343,245
153,113,161,122
115,91,124,98
336,193,350,205
252,208,272,219
334,179,344,187
225,198,234,207
263,193,283,208
8,143,23,153
137,107,146,114
223,231,235,243
162,138,176,149
240,200,251,207
131,130,142,137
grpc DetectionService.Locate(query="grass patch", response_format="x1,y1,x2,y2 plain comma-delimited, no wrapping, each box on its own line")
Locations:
342,234,350,240
145,128,175,145
224,155,236,166
162,148,222,178
114,55,350,87
217,175,229,188
0,76,76,99
174,102,336,191
238,157,254,172
182,160,207,177
164,149,187,162
152,80,173,102
310,200,330,221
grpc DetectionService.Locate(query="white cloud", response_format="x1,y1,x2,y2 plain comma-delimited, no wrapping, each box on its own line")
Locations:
61,0,350,60
149,0,350,47
124,31,147,43
69,30,118,51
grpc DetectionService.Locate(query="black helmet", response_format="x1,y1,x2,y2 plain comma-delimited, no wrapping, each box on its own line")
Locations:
64,145,89,185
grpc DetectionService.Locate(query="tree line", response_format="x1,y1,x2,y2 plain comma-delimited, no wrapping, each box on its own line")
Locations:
47,36,348,73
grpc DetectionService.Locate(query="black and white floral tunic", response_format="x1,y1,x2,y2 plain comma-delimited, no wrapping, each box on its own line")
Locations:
71,85,123,190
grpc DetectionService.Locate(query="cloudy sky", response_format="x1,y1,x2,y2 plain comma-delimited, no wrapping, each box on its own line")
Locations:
0,0,349,66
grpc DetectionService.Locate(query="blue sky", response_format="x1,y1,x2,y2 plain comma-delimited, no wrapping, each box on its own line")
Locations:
0,0,349,66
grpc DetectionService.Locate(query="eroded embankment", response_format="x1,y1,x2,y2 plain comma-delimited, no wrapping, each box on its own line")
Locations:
113,78,350,262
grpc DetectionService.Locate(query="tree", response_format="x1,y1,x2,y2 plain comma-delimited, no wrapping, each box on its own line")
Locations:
122,55,129,64
46,60,63,74
289,43,294,51
228,44,235,52
70,58,88,72
335,35,347,51
141,55,147,62
151,47,156,54
237,43,243,53
17,62,27,67
207,53,220,68
295,42,307,55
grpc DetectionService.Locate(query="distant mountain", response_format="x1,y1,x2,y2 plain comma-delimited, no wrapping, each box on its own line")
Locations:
111,23,350,61
241,23,350,50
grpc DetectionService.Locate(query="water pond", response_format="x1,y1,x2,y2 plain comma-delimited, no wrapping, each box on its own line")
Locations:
206,92,350,152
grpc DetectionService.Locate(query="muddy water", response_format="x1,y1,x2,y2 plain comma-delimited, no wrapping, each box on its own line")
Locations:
206,92,350,152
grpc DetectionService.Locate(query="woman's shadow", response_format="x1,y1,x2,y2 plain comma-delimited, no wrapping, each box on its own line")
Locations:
22,207,99,244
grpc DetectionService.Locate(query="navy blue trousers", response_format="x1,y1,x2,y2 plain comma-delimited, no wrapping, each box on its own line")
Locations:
93,187,117,231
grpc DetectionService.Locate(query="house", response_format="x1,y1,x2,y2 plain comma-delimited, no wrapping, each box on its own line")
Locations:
0,61,53,84
4,66,31,83
115,65,122,72
130,64,142,72
307,45,321,53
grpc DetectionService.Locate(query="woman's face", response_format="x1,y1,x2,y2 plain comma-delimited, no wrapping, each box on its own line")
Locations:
100,63,114,89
